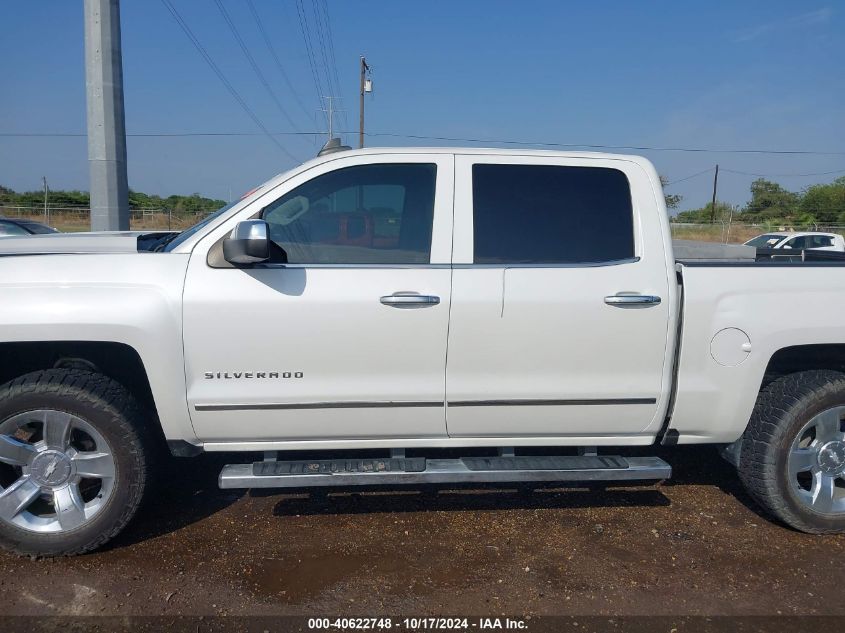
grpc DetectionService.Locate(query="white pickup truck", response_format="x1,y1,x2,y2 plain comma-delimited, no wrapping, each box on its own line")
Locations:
2,147,845,557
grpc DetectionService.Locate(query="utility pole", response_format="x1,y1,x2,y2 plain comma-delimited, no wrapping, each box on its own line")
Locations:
709,164,720,224
42,176,49,225
359,56,371,148
321,96,342,140
84,0,129,231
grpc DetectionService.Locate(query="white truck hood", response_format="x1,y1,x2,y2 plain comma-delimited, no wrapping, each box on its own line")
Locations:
0,231,163,255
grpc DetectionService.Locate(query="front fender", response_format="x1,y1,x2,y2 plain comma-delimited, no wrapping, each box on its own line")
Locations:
0,254,195,442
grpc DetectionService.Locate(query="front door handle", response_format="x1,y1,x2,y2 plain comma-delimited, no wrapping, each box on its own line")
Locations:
380,292,441,308
604,294,662,306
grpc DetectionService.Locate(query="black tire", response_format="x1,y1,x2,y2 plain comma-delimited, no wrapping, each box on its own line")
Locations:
738,370,845,534
0,369,153,556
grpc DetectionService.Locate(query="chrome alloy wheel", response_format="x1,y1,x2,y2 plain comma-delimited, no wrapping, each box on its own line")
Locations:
0,410,116,533
788,406,845,515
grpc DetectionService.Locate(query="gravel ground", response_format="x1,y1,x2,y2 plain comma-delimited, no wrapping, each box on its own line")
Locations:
1,446,843,618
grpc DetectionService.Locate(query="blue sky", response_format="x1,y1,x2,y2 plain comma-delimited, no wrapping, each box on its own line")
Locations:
1,0,843,210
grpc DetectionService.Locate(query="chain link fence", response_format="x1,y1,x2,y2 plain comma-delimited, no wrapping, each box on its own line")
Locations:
670,222,845,244
0,205,219,232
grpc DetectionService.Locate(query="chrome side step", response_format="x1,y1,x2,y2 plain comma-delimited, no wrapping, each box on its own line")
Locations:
218,454,671,489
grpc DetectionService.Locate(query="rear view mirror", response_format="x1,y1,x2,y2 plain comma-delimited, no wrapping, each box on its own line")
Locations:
222,220,270,265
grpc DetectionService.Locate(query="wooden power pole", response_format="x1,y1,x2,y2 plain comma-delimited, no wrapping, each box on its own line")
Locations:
359,56,370,148
709,164,720,223
42,177,48,224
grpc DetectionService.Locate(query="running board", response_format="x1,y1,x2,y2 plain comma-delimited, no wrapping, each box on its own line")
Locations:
218,455,671,489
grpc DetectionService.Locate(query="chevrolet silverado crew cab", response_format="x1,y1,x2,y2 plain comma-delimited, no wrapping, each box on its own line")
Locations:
2,147,845,557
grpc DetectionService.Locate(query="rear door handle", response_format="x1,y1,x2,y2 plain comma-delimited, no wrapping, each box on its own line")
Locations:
380,292,441,307
604,294,662,306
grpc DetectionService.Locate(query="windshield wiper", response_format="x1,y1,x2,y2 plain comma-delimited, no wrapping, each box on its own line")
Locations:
152,232,181,252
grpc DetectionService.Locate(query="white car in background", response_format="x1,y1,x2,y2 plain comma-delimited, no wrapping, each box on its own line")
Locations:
744,231,845,252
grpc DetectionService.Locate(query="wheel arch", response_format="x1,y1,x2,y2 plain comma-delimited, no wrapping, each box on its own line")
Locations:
720,349,845,464
762,344,845,386
0,341,157,417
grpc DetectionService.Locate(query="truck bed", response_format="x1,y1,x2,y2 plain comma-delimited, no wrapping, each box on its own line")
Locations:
668,260,845,444
673,239,845,265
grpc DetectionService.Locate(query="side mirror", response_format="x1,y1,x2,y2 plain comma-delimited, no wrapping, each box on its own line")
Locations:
223,220,270,265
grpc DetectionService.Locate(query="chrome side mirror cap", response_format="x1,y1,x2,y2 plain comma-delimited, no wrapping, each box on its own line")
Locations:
222,220,270,265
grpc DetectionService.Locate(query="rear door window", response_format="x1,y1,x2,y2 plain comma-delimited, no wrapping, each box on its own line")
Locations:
471,164,635,264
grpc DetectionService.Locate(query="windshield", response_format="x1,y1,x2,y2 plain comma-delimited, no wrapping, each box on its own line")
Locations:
162,201,240,252
745,234,785,248
23,222,58,234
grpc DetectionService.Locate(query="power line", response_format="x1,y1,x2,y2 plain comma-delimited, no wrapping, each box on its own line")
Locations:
665,167,715,187
361,132,845,156
294,0,328,126
667,167,845,186
317,0,347,133
158,0,298,161
5,127,845,159
318,0,342,92
309,0,345,135
213,0,301,133
309,0,334,95
245,0,313,121
0,132,322,137
721,167,845,178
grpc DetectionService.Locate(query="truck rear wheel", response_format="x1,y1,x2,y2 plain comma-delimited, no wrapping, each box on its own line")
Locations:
0,369,152,556
739,370,845,533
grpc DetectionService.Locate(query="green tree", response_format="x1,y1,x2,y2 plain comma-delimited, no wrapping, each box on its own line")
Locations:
740,178,800,222
0,185,225,215
800,177,845,224
659,175,682,211
672,201,734,223
129,189,158,209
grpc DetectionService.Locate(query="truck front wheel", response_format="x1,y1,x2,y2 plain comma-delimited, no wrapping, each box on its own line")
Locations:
0,369,152,556
739,370,845,533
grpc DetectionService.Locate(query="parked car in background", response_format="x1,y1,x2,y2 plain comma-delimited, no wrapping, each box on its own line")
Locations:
744,231,845,252
0,217,59,236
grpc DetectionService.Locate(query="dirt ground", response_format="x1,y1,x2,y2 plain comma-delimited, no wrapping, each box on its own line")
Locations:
1,446,843,619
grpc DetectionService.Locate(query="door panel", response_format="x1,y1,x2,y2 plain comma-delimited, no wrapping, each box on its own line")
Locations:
183,154,453,442
446,264,669,436
446,155,673,438
184,268,451,441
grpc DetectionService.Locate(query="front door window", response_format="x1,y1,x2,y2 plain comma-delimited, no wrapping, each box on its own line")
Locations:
261,163,437,264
